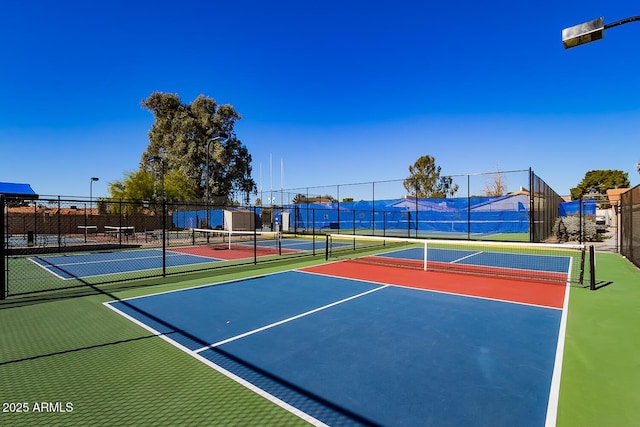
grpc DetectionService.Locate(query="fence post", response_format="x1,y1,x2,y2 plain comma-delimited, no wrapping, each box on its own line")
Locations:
579,196,583,244
0,195,5,300
529,168,534,243
253,205,257,264
162,198,166,276
57,196,62,247
312,208,316,256
352,209,356,235
118,199,123,247
467,174,471,240
372,181,376,235
337,185,340,232
383,211,387,237
415,186,419,238
590,245,596,290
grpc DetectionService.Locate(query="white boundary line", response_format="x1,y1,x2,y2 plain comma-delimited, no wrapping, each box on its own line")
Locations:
368,253,572,282
194,284,388,353
327,233,586,251
450,251,484,264
102,264,566,425
112,269,293,303
28,256,68,280
28,248,224,280
371,246,573,278
37,250,206,268
544,258,573,426
103,301,329,427
300,268,562,311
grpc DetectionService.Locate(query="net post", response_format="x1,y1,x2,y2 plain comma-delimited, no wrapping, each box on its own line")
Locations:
278,231,282,256
578,245,585,285
325,234,330,261
589,245,596,290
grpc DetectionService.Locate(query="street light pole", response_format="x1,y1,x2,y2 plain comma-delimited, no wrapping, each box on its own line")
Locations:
562,15,640,49
562,15,638,253
90,177,99,214
150,155,166,276
205,134,223,229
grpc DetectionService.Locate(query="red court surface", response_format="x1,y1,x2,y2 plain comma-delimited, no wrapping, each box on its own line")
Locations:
302,260,567,309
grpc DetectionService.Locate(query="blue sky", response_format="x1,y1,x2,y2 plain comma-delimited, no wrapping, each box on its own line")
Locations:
1,0,638,201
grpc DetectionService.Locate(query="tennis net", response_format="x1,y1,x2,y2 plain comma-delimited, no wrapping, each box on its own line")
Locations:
325,234,590,285
190,229,281,255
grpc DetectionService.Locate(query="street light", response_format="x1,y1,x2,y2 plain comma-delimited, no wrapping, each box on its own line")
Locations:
149,156,165,202
562,16,640,49
205,133,224,228
90,177,99,214
150,155,166,276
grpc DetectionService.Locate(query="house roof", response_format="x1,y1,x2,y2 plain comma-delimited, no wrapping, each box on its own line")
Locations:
470,194,529,212
0,182,39,199
606,188,629,205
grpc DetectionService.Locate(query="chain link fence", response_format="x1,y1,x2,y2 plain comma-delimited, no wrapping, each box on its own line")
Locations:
2,168,570,298
1,196,312,298
620,184,640,269
283,169,561,243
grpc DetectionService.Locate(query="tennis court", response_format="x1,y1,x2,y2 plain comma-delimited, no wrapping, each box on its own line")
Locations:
7,234,86,248
26,234,344,280
105,239,573,426
190,228,340,253
30,249,223,279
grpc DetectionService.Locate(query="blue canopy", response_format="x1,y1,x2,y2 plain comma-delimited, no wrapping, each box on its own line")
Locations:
0,182,39,199
559,198,596,216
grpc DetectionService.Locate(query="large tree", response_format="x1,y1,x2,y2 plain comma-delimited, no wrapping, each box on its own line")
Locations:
137,92,256,204
403,155,458,198
106,168,196,214
570,169,630,200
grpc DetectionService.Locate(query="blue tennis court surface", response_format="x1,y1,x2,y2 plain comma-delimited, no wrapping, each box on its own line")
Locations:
262,237,338,252
8,234,87,247
106,270,563,426
28,238,338,279
30,249,220,279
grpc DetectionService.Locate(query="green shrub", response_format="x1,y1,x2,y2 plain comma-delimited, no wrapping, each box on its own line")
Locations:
553,215,598,242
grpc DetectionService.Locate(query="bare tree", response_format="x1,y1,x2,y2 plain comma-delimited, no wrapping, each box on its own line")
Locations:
483,168,507,197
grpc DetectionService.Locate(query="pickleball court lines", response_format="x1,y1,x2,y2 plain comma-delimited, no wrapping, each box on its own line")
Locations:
193,283,389,352
29,248,224,279
301,260,568,309
105,270,564,426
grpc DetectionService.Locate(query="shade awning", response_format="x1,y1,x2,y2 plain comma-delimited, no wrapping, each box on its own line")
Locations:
0,182,39,199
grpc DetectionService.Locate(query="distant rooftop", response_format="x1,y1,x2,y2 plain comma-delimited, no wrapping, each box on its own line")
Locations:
606,188,629,205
